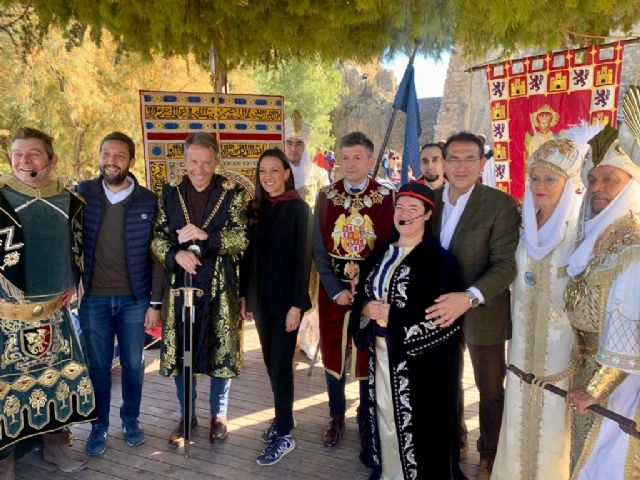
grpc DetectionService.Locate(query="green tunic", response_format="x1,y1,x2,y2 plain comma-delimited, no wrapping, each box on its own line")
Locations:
0,177,94,451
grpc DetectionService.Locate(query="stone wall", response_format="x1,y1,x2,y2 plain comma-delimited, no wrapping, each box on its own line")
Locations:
435,41,640,142
331,63,442,156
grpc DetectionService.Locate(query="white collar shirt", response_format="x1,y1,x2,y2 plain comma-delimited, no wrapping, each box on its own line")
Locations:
344,178,368,194
440,182,475,250
102,178,135,204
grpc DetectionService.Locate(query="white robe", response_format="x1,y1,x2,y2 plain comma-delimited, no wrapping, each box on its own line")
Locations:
492,232,577,480
297,162,330,360
573,260,640,480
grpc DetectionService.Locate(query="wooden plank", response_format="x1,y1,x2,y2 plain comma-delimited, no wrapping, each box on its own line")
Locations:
14,322,481,479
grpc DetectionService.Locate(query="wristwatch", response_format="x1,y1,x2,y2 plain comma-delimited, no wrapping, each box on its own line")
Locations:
466,290,480,309
149,303,163,311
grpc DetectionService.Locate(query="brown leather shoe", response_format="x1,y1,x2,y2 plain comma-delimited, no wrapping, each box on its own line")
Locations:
168,417,198,449
323,416,345,447
43,431,86,473
478,458,494,480
209,417,228,443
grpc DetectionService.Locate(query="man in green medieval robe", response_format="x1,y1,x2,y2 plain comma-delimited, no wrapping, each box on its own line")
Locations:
0,127,95,479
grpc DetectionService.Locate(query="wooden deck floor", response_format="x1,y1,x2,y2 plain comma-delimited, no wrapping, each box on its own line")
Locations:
15,322,481,479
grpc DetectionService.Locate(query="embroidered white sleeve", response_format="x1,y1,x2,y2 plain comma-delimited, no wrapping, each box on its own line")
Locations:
597,261,640,374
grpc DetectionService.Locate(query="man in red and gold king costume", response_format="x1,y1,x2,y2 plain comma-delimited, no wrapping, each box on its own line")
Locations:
312,131,394,463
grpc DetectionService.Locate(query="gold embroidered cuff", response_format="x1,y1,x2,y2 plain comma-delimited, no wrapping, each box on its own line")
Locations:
585,365,628,400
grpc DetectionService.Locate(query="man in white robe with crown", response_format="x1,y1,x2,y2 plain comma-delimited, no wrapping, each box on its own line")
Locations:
283,111,329,360
565,86,640,479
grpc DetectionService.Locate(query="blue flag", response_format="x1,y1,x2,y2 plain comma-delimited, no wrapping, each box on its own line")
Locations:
393,63,421,185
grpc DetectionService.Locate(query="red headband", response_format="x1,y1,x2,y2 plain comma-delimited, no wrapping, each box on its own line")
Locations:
397,191,435,208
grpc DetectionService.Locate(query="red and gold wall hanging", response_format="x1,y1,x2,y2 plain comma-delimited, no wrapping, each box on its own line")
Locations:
485,41,624,199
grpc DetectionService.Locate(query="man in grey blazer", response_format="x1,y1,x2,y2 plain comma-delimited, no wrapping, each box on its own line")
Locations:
426,132,519,480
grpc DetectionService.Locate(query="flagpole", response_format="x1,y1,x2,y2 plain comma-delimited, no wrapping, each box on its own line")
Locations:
373,40,422,178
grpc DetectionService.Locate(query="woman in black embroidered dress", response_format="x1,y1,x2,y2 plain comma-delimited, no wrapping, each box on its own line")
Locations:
352,182,467,480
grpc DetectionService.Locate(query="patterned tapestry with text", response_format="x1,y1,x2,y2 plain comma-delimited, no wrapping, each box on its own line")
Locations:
139,91,285,195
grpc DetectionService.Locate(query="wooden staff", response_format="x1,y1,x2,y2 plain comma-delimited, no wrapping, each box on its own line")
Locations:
507,364,640,439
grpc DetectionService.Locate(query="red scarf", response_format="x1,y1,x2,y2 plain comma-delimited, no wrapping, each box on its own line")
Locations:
267,189,301,206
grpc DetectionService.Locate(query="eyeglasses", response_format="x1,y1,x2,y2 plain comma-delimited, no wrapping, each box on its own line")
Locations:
391,156,399,160
443,157,480,165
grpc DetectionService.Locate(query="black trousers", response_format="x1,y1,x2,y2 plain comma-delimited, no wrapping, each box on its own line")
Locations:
458,340,506,460
254,310,299,436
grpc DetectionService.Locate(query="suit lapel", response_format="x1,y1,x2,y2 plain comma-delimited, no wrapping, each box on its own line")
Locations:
448,183,483,252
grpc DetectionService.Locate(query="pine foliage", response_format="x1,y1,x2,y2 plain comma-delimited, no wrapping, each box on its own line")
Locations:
3,0,638,68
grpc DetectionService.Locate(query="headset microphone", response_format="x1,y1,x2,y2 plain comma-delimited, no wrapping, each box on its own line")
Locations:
398,216,423,226
29,162,50,178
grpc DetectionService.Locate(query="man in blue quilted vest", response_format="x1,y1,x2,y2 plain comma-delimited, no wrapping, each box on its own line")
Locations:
77,132,164,457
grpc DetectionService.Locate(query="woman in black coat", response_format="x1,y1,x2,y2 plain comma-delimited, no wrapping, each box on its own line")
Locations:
240,148,312,466
351,182,467,480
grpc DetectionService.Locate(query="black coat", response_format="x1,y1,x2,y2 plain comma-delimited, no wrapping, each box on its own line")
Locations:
241,198,312,319
153,175,248,376
351,234,468,480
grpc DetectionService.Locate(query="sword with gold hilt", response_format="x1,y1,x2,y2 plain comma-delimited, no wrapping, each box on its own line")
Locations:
172,256,204,458
507,364,640,439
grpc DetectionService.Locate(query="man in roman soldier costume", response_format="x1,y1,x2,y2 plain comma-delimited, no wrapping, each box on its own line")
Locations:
312,131,394,460
565,86,640,479
151,132,248,448
284,111,329,360
0,128,95,479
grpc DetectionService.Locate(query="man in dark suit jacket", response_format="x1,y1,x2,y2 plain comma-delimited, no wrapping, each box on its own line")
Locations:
425,132,519,480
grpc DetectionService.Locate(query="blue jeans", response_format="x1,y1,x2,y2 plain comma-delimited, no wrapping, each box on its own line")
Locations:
325,371,368,425
174,373,231,419
79,295,148,427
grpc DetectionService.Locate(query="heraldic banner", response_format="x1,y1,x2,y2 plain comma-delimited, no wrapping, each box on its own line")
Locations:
139,91,285,195
485,41,624,198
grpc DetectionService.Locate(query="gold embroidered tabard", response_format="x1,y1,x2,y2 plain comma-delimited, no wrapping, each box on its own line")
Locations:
318,179,393,282
564,212,640,470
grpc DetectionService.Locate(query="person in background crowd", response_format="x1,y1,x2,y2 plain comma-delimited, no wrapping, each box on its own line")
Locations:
326,150,336,180
151,132,248,449
416,142,446,190
240,148,312,465
478,134,497,188
387,150,402,189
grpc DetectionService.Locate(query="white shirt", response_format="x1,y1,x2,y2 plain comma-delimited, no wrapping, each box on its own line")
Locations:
440,182,475,250
102,178,134,204
440,183,485,304
344,178,368,193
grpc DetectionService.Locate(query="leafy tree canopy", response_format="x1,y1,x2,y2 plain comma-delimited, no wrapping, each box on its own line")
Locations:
232,57,342,150
0,26,213,183
2,0,639,69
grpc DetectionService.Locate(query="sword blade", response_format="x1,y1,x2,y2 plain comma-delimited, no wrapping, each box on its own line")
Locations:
182,302,194,457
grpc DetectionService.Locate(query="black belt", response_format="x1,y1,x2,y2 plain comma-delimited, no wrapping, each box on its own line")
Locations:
374,323,388,338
